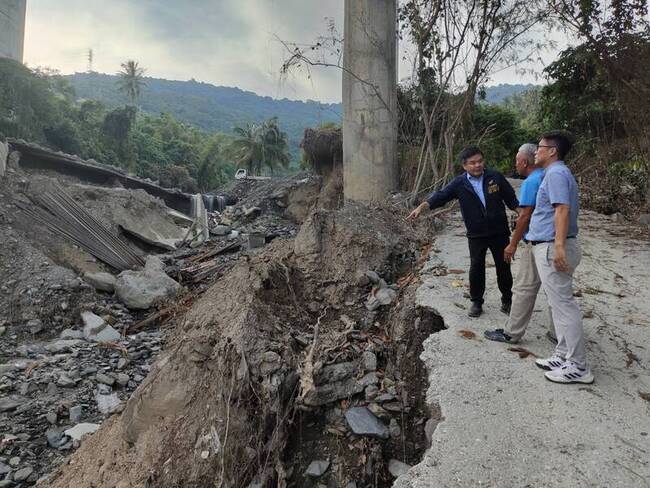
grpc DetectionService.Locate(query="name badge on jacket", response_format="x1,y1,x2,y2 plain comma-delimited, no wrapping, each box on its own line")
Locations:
487,180,499,194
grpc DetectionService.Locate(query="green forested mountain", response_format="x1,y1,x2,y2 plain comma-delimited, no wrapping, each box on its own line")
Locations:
66,72,342,153
482,83,540,104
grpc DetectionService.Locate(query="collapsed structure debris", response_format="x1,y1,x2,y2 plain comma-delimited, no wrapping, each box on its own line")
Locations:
1,141,442,487
18,184,145,271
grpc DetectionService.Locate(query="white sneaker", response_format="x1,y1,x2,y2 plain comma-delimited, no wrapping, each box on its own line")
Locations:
544,361,594,384
535,355,565,371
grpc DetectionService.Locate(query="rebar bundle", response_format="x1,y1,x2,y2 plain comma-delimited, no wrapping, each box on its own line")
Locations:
18,184,145,271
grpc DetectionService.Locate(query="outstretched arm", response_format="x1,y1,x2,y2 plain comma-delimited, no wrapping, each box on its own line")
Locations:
407,180,457,221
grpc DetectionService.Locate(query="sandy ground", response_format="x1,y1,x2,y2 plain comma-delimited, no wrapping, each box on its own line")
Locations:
395,208,650,488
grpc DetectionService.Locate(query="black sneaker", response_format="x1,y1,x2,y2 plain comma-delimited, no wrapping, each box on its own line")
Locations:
468,302,483,317
484,328,514,343
500,302,511,315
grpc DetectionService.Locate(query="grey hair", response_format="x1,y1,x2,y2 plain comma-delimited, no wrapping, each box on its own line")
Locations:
518,143,537,162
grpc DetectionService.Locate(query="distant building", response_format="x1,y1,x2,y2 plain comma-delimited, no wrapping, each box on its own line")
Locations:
0,0,27,62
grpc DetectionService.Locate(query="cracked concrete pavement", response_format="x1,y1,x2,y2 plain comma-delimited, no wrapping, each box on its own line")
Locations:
395,206,650,487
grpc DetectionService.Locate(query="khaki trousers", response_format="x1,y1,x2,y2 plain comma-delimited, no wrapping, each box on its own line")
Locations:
533,239,587,368
505,242,555,341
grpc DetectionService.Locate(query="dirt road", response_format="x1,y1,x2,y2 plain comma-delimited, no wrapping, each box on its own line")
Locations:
396,208,650,487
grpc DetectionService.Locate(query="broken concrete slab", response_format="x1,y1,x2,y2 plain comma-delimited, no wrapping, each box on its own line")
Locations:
64,423,100,441
115,256,181,310
83,272,116,293
344,407,390,439
81,311,121,342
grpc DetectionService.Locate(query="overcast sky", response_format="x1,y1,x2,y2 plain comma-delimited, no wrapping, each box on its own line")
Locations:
24,1,562,103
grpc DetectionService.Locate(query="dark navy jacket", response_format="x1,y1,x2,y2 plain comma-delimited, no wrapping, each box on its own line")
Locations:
426,169,518,239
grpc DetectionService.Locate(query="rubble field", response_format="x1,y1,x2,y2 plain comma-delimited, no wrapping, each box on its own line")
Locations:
1,149,444,487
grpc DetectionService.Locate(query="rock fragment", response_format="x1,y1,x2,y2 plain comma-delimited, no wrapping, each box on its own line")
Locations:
83,272,117,292
344,407,390,439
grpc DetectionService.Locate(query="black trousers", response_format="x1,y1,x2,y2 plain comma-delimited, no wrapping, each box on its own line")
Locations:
467,234,513,305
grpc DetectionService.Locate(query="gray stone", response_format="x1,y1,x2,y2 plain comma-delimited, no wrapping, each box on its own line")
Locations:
8,457,19,467
362,350,377,371
302,379,364,407
389,418,401,438
81,311,121,343
96,372,115,386
115,373,130,386
210,225,231,236
59,329,84,340
69,405,83,423
13,466,33,482
45,339,83,353
314,362,356,385
0,396,23,412
359,372,379,387
26,319,43,334
0,480,13,488
375,288,397,306
365,384,379,400
344,407,390,439
639,214,650,226
365,270,381,284
83,272,117,292
365,294,381,311
57,374,77,388
388,459,411,478
304,459,330,477
7,150,20,169
95,391,121,414
46,429,66,448
0,461,10,475
116,357,129,370
64,422,100,441
115,256,181,309
46,411,57,424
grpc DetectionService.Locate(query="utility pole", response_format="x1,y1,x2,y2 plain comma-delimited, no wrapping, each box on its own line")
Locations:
87,48,94,72
342,0,398,202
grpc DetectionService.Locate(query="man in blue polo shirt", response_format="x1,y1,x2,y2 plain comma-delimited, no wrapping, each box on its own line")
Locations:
484,144,556,343
527,131,593,384
407,145,519,317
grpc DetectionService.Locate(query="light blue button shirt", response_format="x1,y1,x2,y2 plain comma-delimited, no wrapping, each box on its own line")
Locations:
527,161,579,241
466,172,486,207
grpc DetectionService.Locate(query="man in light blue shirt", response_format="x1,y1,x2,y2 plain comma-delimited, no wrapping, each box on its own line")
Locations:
528,131,593,384
485,143,555,344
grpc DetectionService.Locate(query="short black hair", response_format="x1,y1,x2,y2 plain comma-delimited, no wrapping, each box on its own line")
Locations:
459,145,484,164
540,130,574,160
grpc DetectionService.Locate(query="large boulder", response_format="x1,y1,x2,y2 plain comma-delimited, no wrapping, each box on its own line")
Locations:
115,256,181,309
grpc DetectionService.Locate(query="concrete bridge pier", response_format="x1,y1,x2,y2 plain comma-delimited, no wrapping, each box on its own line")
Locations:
342,0,398,202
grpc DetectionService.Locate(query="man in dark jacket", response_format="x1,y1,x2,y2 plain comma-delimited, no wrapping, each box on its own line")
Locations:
407,145,519,317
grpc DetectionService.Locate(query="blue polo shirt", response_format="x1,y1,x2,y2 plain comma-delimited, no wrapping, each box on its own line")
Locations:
520,168,543,241
527,161,579,241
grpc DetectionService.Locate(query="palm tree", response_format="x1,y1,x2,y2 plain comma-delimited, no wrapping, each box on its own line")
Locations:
116,60,146,106
230,117,290,175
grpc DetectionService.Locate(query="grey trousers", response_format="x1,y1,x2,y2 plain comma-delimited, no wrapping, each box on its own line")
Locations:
533,239,587,368
504,242,555,342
